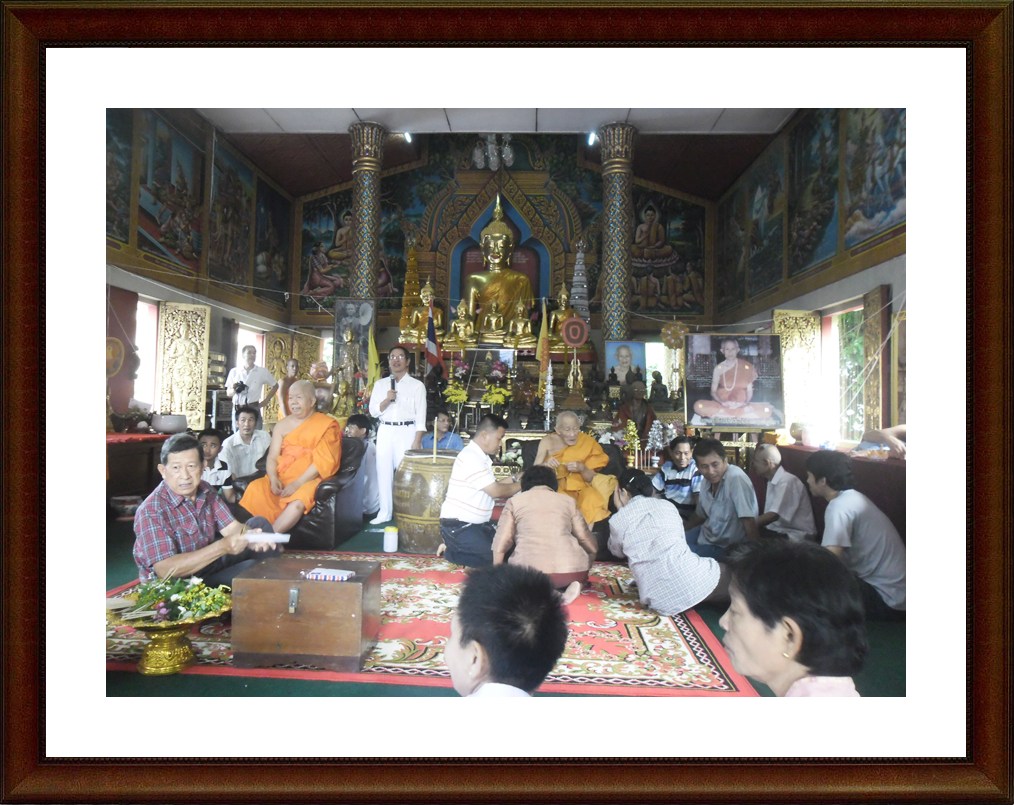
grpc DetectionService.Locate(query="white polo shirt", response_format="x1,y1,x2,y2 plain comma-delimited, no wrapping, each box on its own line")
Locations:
440,441,496,524
763,465,816,541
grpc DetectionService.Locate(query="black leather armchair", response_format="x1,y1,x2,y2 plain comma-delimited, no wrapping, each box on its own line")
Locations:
231,435,366,550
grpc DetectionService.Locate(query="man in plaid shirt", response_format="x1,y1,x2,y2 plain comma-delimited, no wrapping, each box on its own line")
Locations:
132,433,281,585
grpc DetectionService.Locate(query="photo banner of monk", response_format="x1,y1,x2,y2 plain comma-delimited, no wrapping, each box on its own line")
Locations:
685,334,785,428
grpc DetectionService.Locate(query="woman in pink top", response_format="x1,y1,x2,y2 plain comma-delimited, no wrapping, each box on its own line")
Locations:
719,540,867,697
492,465,598,591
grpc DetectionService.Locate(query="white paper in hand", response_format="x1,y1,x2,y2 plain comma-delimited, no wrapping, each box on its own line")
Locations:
245,532,290,544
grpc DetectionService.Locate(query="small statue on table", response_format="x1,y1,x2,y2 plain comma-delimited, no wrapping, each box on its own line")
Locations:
445,298,477,350
478,300,506,345
548,282,578,352
506,300,537,349
399,279,442,346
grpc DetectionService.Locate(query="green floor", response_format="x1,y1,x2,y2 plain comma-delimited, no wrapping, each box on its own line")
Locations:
107,519,905,698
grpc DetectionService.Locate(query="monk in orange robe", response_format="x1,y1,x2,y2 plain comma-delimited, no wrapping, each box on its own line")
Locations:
534,411,611,525
239,380,343,532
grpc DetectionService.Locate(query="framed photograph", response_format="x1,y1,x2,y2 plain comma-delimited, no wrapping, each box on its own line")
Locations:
605,340,646,386
685,334,785,428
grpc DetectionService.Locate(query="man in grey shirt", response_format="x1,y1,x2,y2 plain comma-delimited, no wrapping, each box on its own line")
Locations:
683,438,759,560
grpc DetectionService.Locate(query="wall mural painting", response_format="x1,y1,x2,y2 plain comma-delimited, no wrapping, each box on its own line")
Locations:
377,201,406,310
106,108,133,243
627,190,705,316
745,145,786,296
788,108,840,276
299,188,354,311
136,110,204,273
685,334,784,429
252,180,291,307
715,186,748,314
844,108,906,249
208,141,255,289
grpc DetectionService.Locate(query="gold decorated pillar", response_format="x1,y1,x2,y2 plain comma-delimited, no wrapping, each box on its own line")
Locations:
348,121,386,301
773,310,821,431
598,123,636,341
862,285,891,432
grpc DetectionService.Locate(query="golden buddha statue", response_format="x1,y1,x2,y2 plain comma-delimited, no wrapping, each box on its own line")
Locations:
479,300,506,346
506,299,537,349
399,278,443,345
463,195,535,339
445,297,477,350
548,281,577,350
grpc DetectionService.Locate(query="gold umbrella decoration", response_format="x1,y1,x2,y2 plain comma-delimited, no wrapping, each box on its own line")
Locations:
661,321,689,400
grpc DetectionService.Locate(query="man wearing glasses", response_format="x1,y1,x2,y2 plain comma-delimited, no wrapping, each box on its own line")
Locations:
367,345,427,525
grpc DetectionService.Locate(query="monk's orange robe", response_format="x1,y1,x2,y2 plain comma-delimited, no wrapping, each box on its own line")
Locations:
552,431,610,524
240,412,342,523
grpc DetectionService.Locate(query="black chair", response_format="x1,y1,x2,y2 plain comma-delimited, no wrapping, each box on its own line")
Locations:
231,435,366,550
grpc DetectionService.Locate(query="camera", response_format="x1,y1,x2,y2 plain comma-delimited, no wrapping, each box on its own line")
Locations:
233,381,248,394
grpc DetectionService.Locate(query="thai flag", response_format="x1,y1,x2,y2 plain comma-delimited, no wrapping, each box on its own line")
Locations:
425,301,444,372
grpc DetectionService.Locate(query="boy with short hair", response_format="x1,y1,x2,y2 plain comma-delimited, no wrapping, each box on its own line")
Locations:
198,428,234,500
344,414,380,521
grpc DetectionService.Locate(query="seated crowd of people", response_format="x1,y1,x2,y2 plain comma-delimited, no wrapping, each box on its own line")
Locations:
130,373,905,697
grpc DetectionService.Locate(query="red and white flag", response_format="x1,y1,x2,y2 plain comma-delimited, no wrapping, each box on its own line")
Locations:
425,301,445,372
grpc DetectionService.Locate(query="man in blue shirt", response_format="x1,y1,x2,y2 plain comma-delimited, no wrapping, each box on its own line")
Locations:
421,409,464,452
651,435,703,520
682,438,759,560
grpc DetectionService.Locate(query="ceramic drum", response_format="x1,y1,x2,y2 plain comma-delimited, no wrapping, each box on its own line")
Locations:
393,449,458,554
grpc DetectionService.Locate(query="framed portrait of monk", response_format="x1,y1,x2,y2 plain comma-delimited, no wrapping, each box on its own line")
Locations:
685,334,785,428
605,340,646,387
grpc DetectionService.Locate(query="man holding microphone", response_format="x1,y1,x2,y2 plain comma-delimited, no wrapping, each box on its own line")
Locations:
368,345,427,525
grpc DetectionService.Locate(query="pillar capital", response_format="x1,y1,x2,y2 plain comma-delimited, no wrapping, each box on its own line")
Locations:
597,123,637,174
349,122,386,172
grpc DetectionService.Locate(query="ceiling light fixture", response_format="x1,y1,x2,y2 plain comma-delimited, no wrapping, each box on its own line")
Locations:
404,132,413,143
587,132,597,146
472,134,514,171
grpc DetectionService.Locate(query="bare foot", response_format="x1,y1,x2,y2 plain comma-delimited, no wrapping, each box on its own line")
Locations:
436,543,446,557
560,581,582,605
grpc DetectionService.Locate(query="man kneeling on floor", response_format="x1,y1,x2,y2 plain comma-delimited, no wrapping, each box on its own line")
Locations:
444,564,569,698
132,432,281,587
239,380,343,533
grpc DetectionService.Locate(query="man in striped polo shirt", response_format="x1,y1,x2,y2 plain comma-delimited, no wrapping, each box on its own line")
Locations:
439,414,521,568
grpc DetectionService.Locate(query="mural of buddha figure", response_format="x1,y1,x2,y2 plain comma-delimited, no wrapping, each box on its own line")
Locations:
445,297,477,350
464,195,535,333
507,299,537,349
400,278,443,345
631,204,675,260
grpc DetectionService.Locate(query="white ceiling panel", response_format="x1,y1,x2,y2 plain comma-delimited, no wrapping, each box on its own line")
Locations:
353,108,451,133
712,108,796,133
196,108,284,134
628,108,725,133
263,108,358,133
537,108,630,133
446,108,539,133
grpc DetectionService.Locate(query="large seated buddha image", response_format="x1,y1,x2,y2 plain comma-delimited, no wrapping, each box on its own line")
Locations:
457,195,538,346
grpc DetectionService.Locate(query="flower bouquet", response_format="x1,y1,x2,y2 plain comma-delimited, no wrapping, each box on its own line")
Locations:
451,356,469,381
480,383,512,407
487,359,509,381
107,576,231,675
443,381,469,405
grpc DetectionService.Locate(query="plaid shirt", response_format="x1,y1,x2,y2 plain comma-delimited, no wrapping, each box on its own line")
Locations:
132,480,235,581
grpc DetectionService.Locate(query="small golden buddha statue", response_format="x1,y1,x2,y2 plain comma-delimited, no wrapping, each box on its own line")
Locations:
399,278,443,345
507,300,537,349
463,194,535,331
445,297,477,350
335,327,362,389
548,282,577,350
479,300,506,346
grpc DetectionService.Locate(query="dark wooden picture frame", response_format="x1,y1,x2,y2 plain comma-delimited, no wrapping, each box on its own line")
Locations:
4,3,1011,803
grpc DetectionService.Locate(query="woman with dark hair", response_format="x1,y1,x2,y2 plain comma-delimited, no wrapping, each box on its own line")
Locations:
492,464,598,594
720,540,868,696
607,468,730,615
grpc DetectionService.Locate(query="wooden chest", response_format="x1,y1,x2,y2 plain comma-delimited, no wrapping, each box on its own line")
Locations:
231,557,381,672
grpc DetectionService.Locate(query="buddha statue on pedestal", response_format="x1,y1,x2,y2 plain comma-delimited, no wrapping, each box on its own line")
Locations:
445,297,478,351
548,282,577,351
479,300,506,346
399,279,443,345
506,300,537,349
463,194,535,342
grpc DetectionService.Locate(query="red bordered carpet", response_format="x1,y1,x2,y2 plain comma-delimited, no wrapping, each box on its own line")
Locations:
107,552,756,697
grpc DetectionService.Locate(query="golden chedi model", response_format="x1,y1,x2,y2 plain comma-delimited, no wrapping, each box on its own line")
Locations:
462,194,534,344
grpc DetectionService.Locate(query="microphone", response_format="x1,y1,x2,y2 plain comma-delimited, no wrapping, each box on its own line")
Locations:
390,376,396,391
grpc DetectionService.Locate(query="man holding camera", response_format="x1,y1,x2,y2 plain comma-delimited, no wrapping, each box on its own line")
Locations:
225,345,278,431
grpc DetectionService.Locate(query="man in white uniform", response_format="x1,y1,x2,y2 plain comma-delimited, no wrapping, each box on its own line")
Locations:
805,449,906,620
221,406,272,479
225,345,278,430
752,444,816,541
367,346,427,524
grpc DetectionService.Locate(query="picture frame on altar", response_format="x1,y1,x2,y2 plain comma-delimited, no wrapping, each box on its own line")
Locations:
605,340,646,386
684,333,785,428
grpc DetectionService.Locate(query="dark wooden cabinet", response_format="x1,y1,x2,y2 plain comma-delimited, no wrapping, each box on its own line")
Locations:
106,433,170,501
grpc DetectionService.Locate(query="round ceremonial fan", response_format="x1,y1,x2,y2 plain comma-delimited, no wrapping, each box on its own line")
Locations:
561,316,589,348
106,337,125,377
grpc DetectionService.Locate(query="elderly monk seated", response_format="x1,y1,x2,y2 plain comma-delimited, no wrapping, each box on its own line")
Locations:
239,380,343,533
533,410,613,526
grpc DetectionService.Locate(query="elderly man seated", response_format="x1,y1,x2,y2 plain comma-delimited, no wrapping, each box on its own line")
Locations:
533,410,612,526
238,380,343,533
133,432,281,587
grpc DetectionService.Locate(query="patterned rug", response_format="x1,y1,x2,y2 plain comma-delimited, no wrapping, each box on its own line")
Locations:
107,552,756,697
